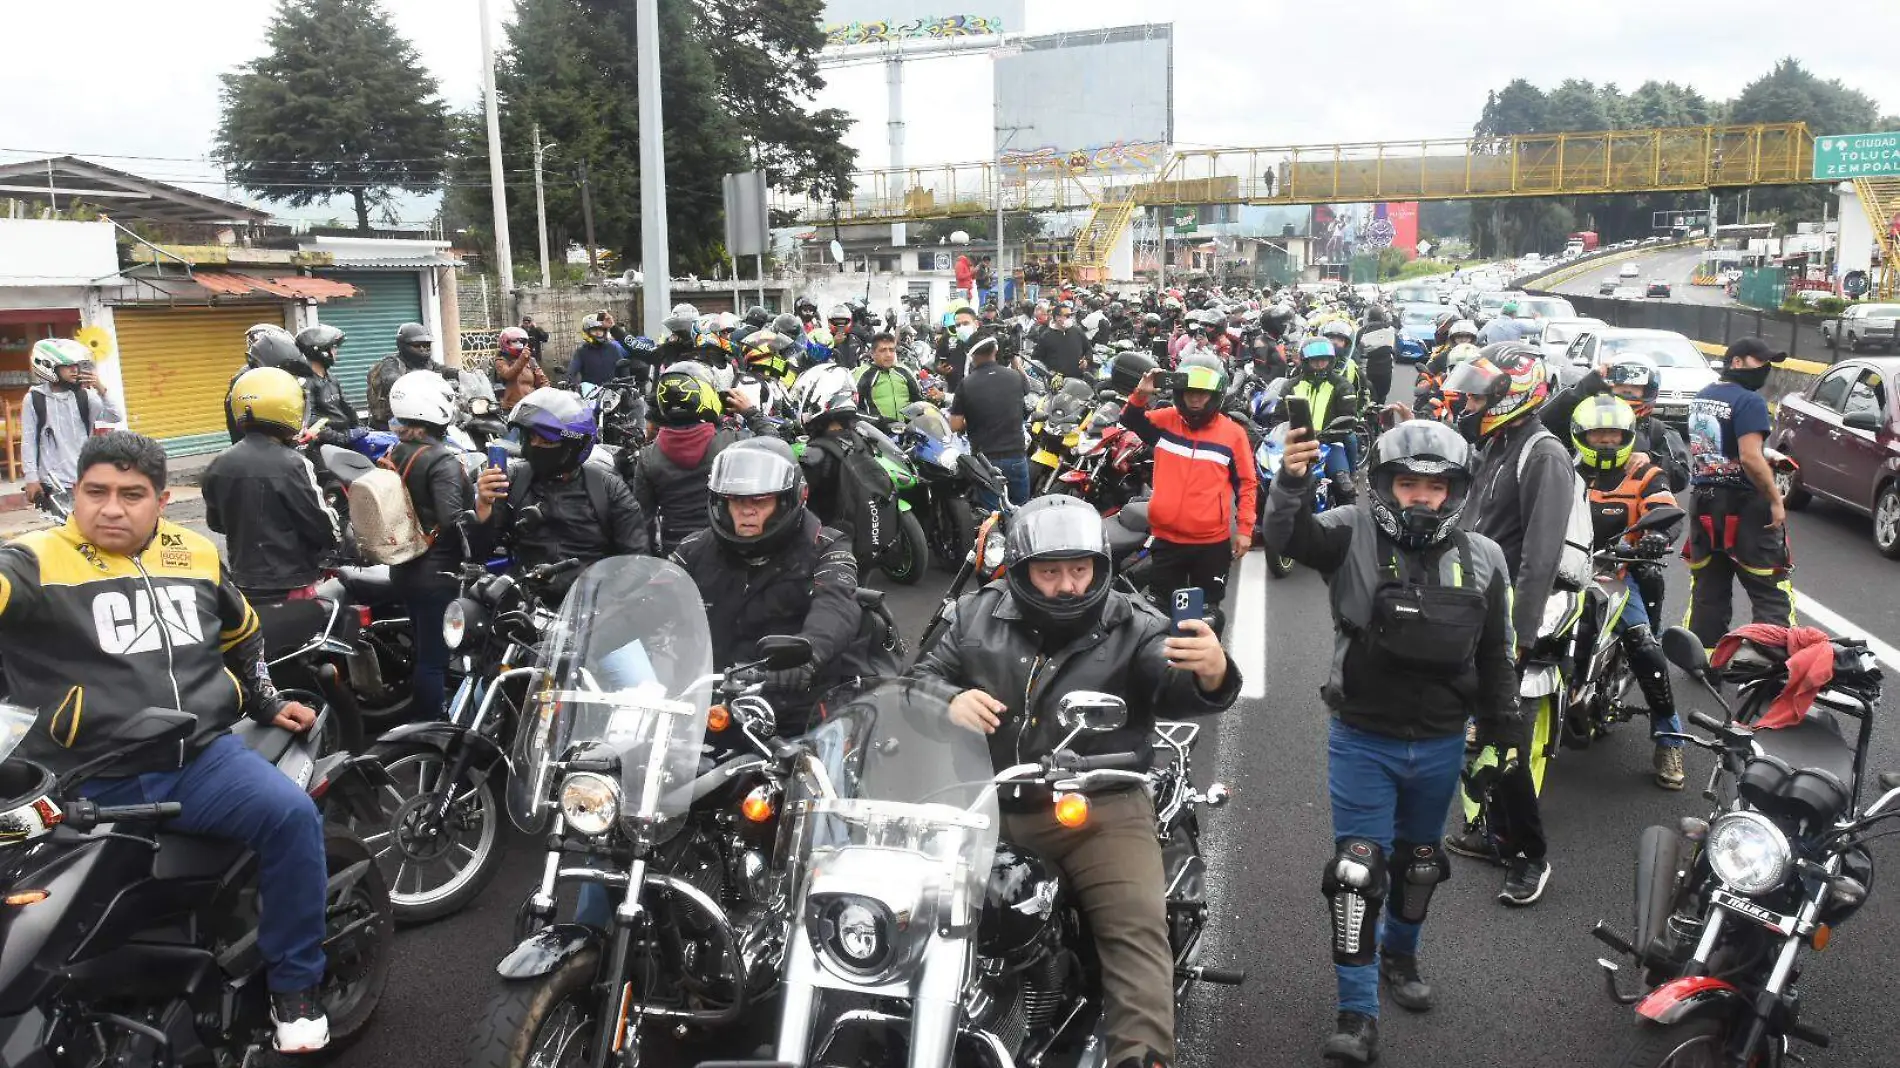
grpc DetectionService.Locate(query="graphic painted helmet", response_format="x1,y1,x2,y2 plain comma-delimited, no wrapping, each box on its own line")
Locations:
707,437,806,556
227,367,307,438
1600,354,1661,417
1366,419,1474,549
496,326,531,357
655,361,722,425
508,386,598,473
29,338,90,383
794,364,859,432
1002,495,1112,632
1441,343,1550,438
1571,393,1638,473
742,331,793,380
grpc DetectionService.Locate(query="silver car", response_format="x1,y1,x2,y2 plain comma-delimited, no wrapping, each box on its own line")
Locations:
1562,328,1717,425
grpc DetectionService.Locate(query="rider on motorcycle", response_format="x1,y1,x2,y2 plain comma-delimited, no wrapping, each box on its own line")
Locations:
855,330,927,425
293,324,362,447
472,387,648,590
203,368,341,603
366,323,441,428
0,431,330,1052
1264,418,1520,1067
1571,394,1687,790
668,437,862,733
1541,354,1690,494
630,362,775,555
1283,338,1361,503
911,495,1240,1068
791,366,864,541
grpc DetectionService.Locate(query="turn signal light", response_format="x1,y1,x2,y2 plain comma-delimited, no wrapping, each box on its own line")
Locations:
1810,924,1832,952
1054,792,1090,829
707,705,731,732
355,605,374,629
4,890,48,906
741,785,776,823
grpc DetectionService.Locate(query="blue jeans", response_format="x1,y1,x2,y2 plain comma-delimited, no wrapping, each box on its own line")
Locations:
1614,573,1685,747
986,453,1033,507
1327,720,1467,1017
83,733,327,992
1322,442,1353,484
406,584,456,720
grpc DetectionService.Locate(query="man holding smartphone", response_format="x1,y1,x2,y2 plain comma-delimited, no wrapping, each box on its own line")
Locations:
23,338,121,508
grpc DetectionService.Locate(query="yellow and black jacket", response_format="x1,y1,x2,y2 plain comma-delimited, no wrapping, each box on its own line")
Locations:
0,517,282,775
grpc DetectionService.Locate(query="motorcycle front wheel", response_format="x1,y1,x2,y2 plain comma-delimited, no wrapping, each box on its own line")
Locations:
880,511,930,586
355,741,504,924
1609,1016,1729,1068
464,948,601,1068
1267,552,1296,579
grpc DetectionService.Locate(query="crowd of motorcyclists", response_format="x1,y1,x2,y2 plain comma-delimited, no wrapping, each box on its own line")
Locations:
0,262,1825,1068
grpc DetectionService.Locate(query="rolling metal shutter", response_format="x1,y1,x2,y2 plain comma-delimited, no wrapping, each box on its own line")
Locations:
316,272,424,408
114,305,263,456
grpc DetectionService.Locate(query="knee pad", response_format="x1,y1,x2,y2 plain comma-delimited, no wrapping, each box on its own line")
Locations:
1321,837,1386,966
1388,841,1450,925
1621,624,1676,717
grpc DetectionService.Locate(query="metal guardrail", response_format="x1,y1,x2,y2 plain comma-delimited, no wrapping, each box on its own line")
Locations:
1546,293,1883,367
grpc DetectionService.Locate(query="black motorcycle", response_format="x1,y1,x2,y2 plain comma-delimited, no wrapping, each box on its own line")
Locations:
726,682,1241,1068
465,556,823,1068
911,459,1014,662
0,703,394,1065
1591,626,1890,1067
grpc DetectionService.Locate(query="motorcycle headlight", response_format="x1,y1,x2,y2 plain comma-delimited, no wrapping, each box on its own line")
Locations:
976,526,1007,572
558,772,620,838
443,598,475,651
1707,811,1791,896
1537,592,1577,641
816,895,896,976
932,445,963,471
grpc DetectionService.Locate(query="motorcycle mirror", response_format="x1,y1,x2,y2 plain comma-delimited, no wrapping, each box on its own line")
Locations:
1660,626,1711,680
1056,691,1128,734
754,635,814,671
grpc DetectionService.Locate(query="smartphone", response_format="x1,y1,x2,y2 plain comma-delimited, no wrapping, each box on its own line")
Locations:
486,444,510,470
1284,394,1313,438
1170,587,1206,636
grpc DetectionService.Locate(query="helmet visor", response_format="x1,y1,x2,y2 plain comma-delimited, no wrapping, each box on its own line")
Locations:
1006,503,1108,563
707,448,797,498
1602,361,1656,388
1180,365,1224,391
1441,360,1503,398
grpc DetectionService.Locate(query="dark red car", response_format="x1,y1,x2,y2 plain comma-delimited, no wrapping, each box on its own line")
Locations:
1768,356,1900,557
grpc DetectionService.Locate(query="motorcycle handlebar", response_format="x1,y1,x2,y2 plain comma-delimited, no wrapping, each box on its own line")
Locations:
527,558,583,583
1065,751,1145,773
96,802,182,822
1689,710,1728,734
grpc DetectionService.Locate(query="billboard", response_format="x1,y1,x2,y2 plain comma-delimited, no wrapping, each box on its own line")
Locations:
994,24,1172,180
820,1,1023,47
1311,203,1419,265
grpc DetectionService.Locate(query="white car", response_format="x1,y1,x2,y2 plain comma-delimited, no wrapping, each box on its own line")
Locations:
1534,316,1609,366
1611,285,1645,300
1619,261,1641,278
1562,328,1717,425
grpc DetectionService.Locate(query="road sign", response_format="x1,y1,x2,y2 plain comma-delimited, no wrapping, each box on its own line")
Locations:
1844,270,1870,296
1812,132,1900,180
1172,207,1197,235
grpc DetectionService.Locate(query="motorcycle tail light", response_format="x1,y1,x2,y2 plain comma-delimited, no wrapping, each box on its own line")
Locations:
1054,792,1090,829
355,605,374,629
707,704,731,732
741,785,776,823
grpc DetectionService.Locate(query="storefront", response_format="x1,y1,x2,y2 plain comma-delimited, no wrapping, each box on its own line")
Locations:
0,220,125,420
317,271,425,407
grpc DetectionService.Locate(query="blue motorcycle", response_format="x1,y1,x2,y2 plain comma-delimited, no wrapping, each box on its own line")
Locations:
1257,423,1342,579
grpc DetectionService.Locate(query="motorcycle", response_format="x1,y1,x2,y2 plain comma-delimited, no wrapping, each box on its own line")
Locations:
848,421,931,587
1029,382,1094,496
1055,393,1149,512
892,402,983,572
1590,626,1891,1067
1558,508,1685,751
735,682,1242,1068
578,376,650,452
910,457,1015,662
0,702,395,1064
465,556,826,1068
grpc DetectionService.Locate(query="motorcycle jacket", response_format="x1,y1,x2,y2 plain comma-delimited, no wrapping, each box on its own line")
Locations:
631,409,776,554
0,518,290,775
1263,472,1519,741
1460,416,1578,645
1120,391,1258,545
856,364,924,423
910,582,1239,798
367,353,445,427
202,433,342,595
301,372,360,445
484,459,649,583
1586,463,1680,551
1288,370,1356,430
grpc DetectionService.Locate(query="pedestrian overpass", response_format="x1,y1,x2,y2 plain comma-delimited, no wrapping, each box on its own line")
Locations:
775,122,1831,276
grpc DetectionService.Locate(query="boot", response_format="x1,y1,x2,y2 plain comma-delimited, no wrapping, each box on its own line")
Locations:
1323,1011,1379,1064
1653,745,1686,790
1379,952,1434,1012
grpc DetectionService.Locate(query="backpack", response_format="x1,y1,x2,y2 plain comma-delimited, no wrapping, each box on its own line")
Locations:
350,446,442,565
1515,426,1594,591
30,386,92,444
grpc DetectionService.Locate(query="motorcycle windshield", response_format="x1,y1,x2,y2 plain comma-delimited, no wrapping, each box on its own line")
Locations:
0,706,35,764
901,404,952,443
508,557,713,834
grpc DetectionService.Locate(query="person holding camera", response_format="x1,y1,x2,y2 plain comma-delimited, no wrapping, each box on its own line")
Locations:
23,339,120,508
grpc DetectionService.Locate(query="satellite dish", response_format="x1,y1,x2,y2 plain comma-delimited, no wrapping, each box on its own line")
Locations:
949,230,970,245
828,240,845,264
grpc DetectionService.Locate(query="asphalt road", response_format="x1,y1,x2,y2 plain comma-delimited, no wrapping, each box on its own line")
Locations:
1549,245,1735,306
129,452,1900,1068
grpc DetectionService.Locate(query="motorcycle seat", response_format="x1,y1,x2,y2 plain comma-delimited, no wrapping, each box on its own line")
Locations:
229,720,297,765
336,565,395,602
1753,714,1856,786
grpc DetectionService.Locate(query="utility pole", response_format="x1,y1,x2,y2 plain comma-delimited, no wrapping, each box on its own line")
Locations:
635,0,671,333
578,160,598,274
478,0,513,300
531,124,556,287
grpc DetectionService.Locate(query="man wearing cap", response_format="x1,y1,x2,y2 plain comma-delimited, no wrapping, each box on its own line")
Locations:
1477,302,1528,345
1683,338,1794,648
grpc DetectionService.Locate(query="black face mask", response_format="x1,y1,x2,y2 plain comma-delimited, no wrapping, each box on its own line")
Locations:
1456,408,1484,443
1723,365,1771,392
525,444,578,480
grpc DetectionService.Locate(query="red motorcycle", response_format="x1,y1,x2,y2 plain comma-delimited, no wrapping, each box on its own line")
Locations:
1056,394,1151,510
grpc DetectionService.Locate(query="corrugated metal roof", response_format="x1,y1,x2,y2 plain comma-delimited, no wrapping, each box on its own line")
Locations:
180,271,359,302
191,271,261,296
322,254,463,269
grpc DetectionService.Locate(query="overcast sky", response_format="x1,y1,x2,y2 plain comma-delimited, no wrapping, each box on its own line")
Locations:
6,0,1900,224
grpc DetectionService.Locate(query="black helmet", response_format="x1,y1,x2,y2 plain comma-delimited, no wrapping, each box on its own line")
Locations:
1109,349,1158,394
1365,306,1389,326
295,323,346,366
707,437,806,556
1366,420,1474,549
772,312,805,340
248,330,312,377
1002,495,1112,635
396,322,434,365
744,305,771,329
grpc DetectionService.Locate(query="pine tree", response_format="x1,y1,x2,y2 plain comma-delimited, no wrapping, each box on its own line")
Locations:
215,0,448,231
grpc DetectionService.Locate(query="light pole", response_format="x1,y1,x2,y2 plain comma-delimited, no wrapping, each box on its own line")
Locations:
993,121,1030,305
478,0,513,300
635,0,670,333
531,124,557,287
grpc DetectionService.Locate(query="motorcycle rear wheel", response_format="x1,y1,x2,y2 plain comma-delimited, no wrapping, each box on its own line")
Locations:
316,826,395,1055
464,947,601,1068
355,742,504,924
1609,1016,1728,1067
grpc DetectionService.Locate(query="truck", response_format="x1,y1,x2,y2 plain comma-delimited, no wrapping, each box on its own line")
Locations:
1564,230,1600,257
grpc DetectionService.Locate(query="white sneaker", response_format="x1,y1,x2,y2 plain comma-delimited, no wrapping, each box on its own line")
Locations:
271,990,331,1054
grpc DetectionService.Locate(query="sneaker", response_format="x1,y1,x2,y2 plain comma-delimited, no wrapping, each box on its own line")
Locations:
1442,820,1503,866
1322,1010,1380,1064
1498,857,1552,907
271,989,330,1054
1379,952,1434,1012
1654,745,1686,791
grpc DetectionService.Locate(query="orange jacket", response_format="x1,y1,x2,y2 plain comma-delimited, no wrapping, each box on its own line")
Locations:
1121,393,1258,543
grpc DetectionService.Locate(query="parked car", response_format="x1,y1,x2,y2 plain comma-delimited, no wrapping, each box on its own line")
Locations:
1611,285,1645,300
1563,327,1716,426
1767,357,1900,557
1645,280,1673,298
1821,302,1900,352
1598,277,1619,295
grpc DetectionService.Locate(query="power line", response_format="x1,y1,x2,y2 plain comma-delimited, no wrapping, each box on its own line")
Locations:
0,145,539,166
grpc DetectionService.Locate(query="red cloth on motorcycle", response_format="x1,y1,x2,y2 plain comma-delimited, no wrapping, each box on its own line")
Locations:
656,422,718,469
1710,624,1837,729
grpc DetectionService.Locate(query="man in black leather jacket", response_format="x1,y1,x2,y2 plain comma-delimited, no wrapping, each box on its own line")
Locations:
910,495,1238,1068
204,367,341,602
294,324,362,448
668,438,861,734
632,364,777,554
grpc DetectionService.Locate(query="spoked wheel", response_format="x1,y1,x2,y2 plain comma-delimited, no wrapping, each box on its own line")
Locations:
464,947,601,1068
1609,1017,1729,1068
355,742,503,924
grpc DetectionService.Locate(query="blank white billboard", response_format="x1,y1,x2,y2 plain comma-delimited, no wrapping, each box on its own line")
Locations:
820,1,1023,46
994,24,1173,178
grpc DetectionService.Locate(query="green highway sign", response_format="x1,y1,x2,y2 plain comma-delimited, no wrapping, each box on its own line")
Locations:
1812,132,1900,180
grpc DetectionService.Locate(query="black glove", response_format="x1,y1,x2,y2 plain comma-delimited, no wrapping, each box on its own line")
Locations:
1475,709,1531,759
1581,367,1608,394
1635,531,1672,559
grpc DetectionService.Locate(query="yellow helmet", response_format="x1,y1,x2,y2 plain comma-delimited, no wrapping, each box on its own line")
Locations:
228,366,306,437
1570,393,1637,473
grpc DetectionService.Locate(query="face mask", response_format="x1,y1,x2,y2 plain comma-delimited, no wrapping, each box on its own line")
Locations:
955,324,975,343
525,443,576,479
1724,364,1771,392
1456,408,1485,443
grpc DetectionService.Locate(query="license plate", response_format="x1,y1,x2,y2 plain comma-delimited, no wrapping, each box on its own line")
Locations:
1711,888,1790,934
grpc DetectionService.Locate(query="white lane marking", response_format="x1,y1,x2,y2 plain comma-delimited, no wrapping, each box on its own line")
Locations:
1230,550,1268,698
1794,591,1900,671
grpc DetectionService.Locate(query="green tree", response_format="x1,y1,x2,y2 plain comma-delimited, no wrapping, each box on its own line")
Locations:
215,0,447,232
1730,58,1881,223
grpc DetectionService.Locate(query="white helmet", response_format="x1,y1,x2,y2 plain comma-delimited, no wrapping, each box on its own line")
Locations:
388,369,457,426
663,303,699,335
30,338,90,383
1448,319,1479,342
789,363,856,413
